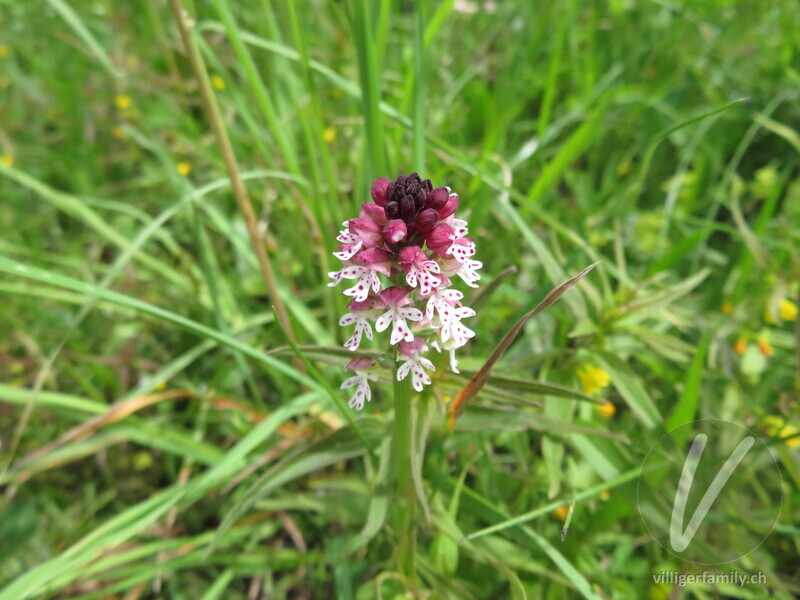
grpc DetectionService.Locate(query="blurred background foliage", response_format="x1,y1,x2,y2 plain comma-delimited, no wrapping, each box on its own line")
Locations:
0,0,799,598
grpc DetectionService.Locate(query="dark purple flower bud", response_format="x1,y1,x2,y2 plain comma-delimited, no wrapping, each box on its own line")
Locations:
370,177,392,206
415,208,438,233
400,195,416,221
437,193,459,219
385,201,399,220
383,219,407,244
426,187,449,210
414,187,427,212
423,179,432,192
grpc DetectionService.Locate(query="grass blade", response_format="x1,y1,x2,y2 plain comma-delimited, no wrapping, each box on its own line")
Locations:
448,263,598,429
0,255,316,390
45,0,120,78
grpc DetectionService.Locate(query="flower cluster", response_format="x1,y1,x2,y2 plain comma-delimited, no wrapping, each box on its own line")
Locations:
329,173,481,410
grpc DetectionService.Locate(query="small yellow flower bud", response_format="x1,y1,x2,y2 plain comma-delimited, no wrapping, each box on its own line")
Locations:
0,45,9,58
132,451,154,470
721,300,732,314
758,338,773,357
578,365,610,395
115,95,132,110
211,75,226,91
176,162,191,176
733,338,746,354
598,401,616,418
779,299,798,322
762,415,784,435
1,154,14,167
323,127,336,143
551,504,569,521
779,425,800,449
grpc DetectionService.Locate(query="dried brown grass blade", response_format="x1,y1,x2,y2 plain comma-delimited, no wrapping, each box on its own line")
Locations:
15,390,195,469
448,262,599,430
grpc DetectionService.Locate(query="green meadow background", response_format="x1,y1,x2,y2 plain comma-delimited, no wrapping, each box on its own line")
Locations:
1,0,799,598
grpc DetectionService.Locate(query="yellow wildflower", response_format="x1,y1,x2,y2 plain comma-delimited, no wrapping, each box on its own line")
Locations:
132,451,154,470
1,154,14,167
551,504,569,521
115,95,132,110
779,425,800,449
323,127,336,144
211,75,226,91
588,231,606,247
758,338,773,357
779,299,798,322
752,165,777,200
578,365,610,395
598,401,616,418
721,300,732,314
733,338,746,354
762,415,784,436
176,162,191,176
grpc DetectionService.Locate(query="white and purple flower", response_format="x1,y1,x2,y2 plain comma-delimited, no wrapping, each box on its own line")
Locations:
397,339,435,392
341,358,379,410
330,173,482,409
375,287,424,345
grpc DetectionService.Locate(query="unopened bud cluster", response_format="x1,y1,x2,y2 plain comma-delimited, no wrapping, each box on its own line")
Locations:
329,173,482,410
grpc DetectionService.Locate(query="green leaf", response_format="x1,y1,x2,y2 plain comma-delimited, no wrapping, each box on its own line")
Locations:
44,0,121,78
0,255,318,391
339,438,392,556
0,395,314,599
209,427,372,557
449,263,598,427
667,330,713,431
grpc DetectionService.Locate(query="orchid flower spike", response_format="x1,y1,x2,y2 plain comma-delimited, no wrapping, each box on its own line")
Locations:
330,173,482,409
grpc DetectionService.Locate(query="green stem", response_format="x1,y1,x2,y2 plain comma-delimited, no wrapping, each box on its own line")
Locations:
394,377,412,495
166,0,301,367
393,376,417,584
